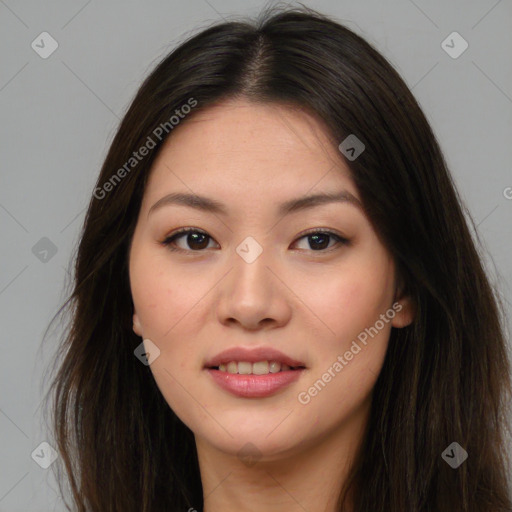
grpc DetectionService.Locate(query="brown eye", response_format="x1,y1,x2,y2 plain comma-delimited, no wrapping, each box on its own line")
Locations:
162,228,217,252
293,230,349,252
161,228,349,254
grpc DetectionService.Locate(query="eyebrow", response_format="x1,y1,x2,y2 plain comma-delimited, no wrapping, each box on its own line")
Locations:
147,190,363,218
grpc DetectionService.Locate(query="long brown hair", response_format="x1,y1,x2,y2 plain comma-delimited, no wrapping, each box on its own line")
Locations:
42,5,512,511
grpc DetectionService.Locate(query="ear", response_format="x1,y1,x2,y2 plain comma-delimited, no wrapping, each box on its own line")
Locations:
391,279,415,328
133,310,143,337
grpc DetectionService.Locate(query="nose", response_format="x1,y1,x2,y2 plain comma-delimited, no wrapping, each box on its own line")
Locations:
216,243,292,331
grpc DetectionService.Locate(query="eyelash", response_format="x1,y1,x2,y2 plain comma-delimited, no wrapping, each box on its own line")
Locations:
160,227,349,254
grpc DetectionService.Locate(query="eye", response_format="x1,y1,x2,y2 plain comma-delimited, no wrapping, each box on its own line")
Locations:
292,229,349,252
161,228,218,252
160,228,349,253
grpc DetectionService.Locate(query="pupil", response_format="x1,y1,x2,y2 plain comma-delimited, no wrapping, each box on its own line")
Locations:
188,232,208,250
310,234,329,250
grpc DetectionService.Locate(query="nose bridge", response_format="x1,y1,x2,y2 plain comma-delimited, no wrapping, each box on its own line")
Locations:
216,233,289,329
230,234,272,300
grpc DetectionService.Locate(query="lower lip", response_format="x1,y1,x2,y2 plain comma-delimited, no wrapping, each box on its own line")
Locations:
206,368,304,398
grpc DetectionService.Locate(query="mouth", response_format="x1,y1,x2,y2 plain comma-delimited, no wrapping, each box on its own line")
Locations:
207,360,306,375
204,347,307,398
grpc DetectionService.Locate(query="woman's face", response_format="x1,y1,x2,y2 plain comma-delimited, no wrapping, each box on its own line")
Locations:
129,98,414,461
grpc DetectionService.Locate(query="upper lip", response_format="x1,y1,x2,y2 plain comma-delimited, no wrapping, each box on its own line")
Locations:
204,346,306,368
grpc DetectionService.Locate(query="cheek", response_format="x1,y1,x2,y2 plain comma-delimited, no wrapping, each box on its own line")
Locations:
303,264,394,346
130,247,197,341
294,270,393,435
130,251,206,424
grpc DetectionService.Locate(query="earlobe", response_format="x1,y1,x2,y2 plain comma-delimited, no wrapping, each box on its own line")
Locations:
133,311,143,337
391,279,415,328
391,295,415,328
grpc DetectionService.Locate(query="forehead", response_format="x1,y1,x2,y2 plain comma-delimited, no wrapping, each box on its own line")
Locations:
143,98,359,205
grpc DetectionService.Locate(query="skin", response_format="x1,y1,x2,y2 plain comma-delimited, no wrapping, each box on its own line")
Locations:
129,98,415,512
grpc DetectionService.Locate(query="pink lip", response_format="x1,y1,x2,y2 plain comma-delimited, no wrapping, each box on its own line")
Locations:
206,368,304,398
204,346,306,368
204,346,306,399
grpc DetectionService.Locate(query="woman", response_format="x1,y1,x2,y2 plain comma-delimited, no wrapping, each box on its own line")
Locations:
43,5,512,511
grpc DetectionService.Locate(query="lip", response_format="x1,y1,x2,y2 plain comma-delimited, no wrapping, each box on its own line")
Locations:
204,346,306,398
204,346,306,369
206,368,304,398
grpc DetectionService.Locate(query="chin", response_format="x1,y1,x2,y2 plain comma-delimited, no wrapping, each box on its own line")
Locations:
190,408,317,459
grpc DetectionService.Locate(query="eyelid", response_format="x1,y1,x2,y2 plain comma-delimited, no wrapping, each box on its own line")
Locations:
291,228,349,252
294,227,348,241
161,227,218,252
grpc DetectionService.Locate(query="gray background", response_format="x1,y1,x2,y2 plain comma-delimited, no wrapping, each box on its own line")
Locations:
1,0,511,510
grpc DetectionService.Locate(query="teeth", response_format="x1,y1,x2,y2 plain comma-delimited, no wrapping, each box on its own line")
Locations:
238,362,252,375
253,361,269,375
216,360,299,375
269,361,281,373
